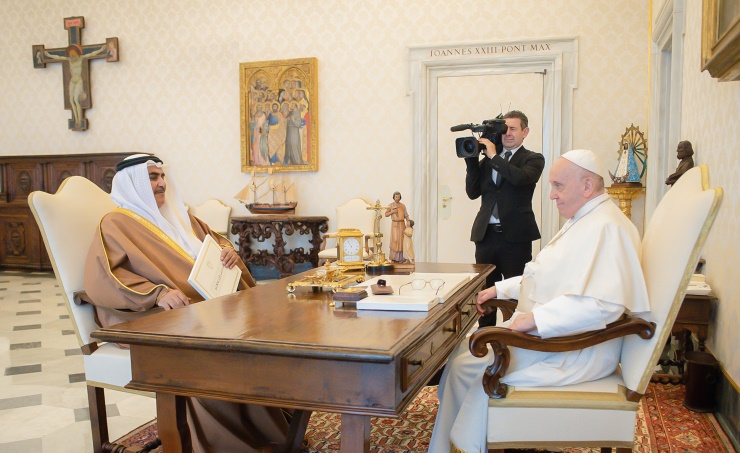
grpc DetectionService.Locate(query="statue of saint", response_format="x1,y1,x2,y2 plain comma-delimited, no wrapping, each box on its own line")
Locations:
665,141,695,186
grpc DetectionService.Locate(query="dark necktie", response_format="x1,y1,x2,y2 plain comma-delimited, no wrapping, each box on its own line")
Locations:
495,151,512,187
492,151,512,220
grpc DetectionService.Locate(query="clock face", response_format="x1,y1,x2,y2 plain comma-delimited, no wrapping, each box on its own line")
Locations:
343,237,361,256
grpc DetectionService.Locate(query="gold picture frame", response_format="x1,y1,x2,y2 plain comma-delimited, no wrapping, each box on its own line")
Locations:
701,0,740,81
240,57,319,172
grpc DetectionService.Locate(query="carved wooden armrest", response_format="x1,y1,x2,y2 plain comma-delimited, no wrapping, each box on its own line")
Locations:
468,316,655,399
480,298,518,322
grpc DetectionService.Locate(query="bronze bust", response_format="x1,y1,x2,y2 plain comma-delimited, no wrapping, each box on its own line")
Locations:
665,140,695,186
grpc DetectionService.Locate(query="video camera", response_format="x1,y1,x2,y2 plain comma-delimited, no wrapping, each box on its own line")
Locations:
451,117,508,158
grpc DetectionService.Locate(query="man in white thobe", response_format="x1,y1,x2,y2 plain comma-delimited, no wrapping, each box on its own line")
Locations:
429,149,650,453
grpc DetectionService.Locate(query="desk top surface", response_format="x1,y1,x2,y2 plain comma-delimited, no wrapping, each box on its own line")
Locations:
92,262,491,361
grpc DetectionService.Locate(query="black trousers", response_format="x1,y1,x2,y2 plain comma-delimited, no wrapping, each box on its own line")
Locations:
474,223,532,327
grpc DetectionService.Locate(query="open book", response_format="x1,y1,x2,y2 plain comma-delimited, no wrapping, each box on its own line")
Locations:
187,235,242,300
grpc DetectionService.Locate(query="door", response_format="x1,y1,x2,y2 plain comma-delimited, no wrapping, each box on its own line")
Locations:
436,73,544,263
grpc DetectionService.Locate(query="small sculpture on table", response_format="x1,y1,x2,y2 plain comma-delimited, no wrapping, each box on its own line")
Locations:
365,199,394,274
665,140,695,186
384,191,410,263
403,219,415,264
606,124,647,219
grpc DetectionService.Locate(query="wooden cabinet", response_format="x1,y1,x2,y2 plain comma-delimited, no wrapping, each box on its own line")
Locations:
0,153,128,271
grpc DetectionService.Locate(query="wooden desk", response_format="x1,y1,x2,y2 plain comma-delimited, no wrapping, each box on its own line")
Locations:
92,263,492,452
231,215,328,278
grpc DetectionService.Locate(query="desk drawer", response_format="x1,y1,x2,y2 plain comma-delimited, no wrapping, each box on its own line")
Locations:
458,287,480,333
401,309,459,391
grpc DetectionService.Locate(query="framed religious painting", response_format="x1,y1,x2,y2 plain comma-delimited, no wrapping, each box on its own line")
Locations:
240,57,319,173
701,0,740,81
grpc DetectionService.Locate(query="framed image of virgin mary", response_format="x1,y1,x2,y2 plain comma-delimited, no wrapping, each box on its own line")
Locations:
240,57,318,172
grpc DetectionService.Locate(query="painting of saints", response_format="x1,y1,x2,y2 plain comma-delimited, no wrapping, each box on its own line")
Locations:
241,58,317,172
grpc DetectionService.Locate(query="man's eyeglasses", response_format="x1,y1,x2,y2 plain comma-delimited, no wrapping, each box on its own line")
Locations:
398,279,445,295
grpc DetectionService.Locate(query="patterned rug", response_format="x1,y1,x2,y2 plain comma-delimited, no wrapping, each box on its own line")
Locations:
115,383,735,452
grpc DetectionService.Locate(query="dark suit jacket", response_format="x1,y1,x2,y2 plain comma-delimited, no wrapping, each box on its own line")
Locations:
465,146,545,243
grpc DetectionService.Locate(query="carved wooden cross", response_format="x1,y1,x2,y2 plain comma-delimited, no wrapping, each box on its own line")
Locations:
32,16,119,131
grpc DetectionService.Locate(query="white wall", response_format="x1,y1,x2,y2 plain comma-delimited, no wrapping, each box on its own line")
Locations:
2,0,647,225
665,0,740,386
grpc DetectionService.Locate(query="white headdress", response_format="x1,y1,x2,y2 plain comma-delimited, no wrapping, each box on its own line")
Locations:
110,154,202,259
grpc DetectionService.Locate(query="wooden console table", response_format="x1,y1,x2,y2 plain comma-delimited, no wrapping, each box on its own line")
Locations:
231,215,328,278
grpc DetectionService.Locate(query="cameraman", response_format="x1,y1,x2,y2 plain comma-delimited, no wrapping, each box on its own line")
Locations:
465,110,545,327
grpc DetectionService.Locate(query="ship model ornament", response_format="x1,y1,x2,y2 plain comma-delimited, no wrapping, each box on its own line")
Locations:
609,124,647,187
234,168,297,214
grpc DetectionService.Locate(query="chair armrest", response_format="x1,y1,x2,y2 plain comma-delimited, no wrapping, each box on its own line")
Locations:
468,316,656,399
321,232,338,251
480,298,518,322
363,233,374,253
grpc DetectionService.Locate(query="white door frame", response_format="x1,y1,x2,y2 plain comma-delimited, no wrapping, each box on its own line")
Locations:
408,37,578,262
646,0,685,224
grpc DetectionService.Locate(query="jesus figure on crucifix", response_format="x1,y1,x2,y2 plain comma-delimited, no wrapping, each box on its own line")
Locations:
44,44,106,129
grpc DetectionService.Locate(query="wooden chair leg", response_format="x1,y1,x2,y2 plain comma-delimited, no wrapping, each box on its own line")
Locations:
88,385,109,453
280,409,312,453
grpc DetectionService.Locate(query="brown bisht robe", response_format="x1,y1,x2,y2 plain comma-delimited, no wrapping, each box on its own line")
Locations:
81,208,290,453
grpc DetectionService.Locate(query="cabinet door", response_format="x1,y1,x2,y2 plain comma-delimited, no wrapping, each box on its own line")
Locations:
88,158,121,193
5,162,43,204
46,161,86,194
0,210,43,270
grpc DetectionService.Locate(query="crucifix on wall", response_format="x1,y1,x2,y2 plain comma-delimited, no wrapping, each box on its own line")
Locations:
32,16,119,131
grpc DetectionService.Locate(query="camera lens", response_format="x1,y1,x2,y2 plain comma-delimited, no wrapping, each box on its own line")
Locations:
463,140,477,153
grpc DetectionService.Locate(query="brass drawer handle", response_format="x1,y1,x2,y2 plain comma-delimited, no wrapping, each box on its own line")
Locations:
443,326,457,333
461,309,471,316
409,358,425,367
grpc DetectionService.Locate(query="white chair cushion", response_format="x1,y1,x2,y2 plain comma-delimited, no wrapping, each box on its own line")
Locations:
83,343,133,388
487,406,637,447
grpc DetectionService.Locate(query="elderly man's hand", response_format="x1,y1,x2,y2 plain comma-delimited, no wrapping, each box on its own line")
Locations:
220,247,239,269
475,286,498,316
157,290,191,310
508,312,536,333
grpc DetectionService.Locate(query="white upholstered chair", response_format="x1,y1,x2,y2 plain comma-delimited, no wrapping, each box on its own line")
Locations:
318,197,376,263
472,165,722,452
28,176,151,453
189,198,231,235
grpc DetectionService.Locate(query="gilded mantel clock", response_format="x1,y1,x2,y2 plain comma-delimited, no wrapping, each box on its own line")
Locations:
336,228,365,270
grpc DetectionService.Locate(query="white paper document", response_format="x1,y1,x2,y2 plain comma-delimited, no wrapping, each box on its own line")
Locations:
357,294,438,312
362,272,476,304
187,235,242,300
356,272,476,311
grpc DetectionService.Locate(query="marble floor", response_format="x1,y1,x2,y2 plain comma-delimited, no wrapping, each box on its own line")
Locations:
0,271,156,453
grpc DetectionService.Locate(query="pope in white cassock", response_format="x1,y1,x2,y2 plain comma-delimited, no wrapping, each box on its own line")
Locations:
429,149,650,453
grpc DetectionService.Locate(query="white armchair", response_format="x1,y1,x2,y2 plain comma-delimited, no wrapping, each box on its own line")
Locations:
471,165,723,452
189,198,231,235
28,176,152,453
318,198,376,264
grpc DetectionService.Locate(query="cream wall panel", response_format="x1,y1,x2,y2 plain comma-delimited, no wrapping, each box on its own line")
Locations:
2,1,647,259
677,0,740,384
